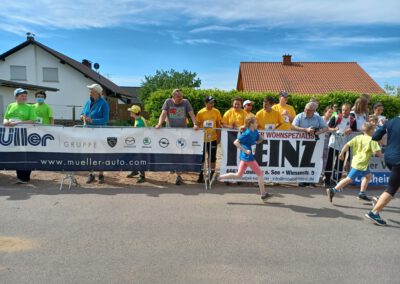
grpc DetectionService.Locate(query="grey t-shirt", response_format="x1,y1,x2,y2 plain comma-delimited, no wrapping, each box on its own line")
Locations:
162,98,193,128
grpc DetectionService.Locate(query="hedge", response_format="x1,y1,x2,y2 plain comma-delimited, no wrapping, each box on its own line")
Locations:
145,89,400,126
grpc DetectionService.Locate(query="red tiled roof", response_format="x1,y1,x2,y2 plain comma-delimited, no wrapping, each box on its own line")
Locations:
237,62,384,94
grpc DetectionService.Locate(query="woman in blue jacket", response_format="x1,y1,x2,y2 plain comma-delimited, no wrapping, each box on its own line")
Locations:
80,84,110,184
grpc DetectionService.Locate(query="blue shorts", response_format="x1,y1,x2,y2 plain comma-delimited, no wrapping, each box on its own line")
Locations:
347,167,370,180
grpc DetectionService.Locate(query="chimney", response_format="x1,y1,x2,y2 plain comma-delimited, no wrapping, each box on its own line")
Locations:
26,32,35,41
82,59,92,69
282,54,292,65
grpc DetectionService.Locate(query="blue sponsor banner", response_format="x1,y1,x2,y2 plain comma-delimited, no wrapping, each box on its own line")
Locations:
353,172,390,186
0,126,204,171
352,157,390,186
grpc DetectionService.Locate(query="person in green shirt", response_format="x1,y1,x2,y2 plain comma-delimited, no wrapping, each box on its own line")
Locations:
126,105,147,183
31,91,54,125
3,88,37,184
326,122,382,203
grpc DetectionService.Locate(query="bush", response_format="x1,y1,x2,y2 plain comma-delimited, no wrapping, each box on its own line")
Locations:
145,89,400,126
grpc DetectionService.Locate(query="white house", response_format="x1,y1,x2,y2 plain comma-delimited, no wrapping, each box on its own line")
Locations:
0,34,139,121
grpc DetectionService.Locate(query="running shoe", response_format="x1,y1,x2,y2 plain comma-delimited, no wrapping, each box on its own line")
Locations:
15,179,27,184
137,176,145,183
261,193,274,202
357,194,371,202
365,211,387,226
326,188,335,203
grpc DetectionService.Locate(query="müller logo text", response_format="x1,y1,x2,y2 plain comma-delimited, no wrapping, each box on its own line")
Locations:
0,127,54,146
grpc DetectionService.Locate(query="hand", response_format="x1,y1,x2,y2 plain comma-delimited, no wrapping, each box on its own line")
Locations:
306,128,316,134
232,122,237,129
4,121,17,127
80,115,85,121
193,124,199,130
155,124,161,129
245,149,252,155
339,153,345,161
343,128,352,135
85,117,93,123
282,110,288,116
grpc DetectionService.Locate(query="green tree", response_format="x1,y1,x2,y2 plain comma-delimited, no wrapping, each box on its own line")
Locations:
384,83,400,96
139,69,201,102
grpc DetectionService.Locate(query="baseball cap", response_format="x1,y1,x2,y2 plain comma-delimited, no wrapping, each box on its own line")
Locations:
279,91,289,98
127,105,141,114
14,88,27,96
243,100,254,107
87,84,103,95
205,96,216,103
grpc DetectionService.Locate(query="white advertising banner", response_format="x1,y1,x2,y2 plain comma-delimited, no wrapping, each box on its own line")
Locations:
0,125,204,171
220,129,325,183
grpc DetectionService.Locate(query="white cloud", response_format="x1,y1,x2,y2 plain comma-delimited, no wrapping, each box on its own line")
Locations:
371,70,400,79
294,35,400,46
199,69,239,90
1,0,399,36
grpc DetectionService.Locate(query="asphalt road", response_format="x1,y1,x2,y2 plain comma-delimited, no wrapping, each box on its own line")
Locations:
0,177,399,284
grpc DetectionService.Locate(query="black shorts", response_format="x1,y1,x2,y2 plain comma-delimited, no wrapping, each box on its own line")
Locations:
202,140,218,163
385,164,400,197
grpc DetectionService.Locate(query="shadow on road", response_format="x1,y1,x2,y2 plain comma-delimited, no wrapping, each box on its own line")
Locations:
0,172,388,202
227,201,363,221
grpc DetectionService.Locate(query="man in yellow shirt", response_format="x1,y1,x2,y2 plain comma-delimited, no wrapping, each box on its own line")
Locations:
272,91,296,131
243,100,254,117
221,96,246,129
256,96,284,130
196,96,222,183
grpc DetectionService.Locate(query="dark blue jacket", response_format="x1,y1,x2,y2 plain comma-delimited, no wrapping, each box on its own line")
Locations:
372,117,400,166
81,97,110,126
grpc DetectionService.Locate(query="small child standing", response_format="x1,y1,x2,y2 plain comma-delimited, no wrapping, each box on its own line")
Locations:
218,116,273,202
326,122,382,203
126,105,147,183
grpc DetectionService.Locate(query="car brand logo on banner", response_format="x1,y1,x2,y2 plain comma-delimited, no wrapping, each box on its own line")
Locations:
159,138,170,148
125,137,136,145
143,137,151,146
176,138,187,149
107,137,118,148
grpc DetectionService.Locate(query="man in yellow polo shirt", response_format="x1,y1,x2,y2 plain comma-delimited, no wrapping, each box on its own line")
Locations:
272,91,296,131
243,100,255,117
221,96,246,129
256,96,284,130
196,96,222,183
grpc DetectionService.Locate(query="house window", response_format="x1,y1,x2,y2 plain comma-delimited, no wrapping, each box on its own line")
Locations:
10,65,27,81
43,67,59,82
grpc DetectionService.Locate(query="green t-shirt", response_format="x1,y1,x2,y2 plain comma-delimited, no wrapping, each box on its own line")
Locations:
348,134,381,171
32,103,53,125
4,102,36,122
134,116,146,128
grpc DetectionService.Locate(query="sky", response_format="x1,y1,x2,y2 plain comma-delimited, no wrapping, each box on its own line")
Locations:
0,0,399,91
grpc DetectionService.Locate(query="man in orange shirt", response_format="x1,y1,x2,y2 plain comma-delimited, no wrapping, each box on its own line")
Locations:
272,91,296,131
255,96,284,130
